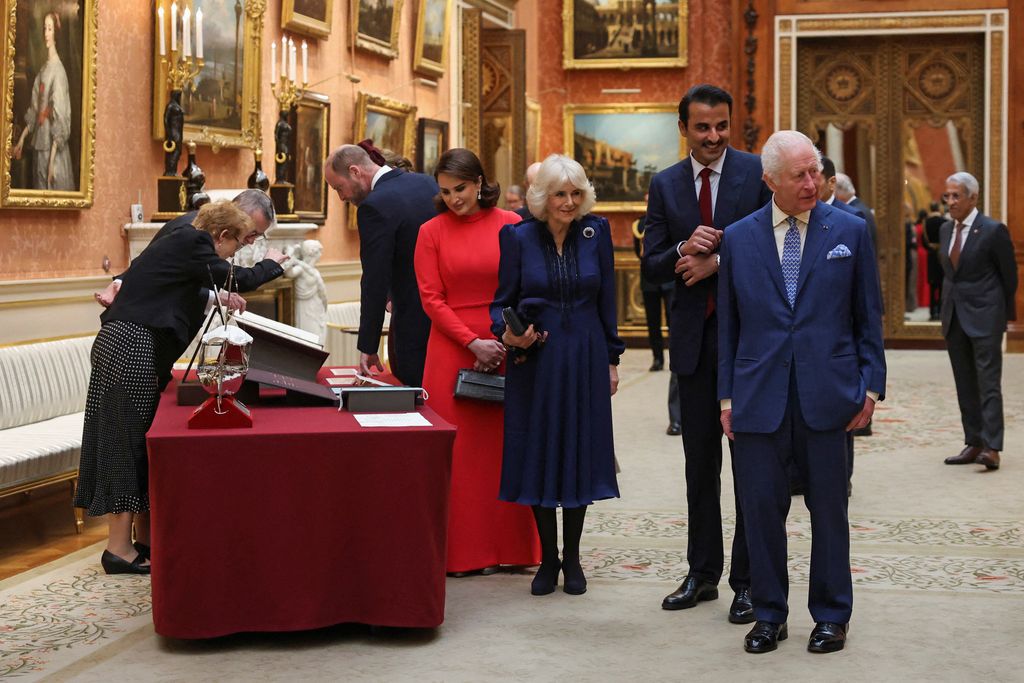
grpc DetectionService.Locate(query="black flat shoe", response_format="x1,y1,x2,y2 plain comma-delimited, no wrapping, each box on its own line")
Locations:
666,422,682,436
662,575,718,610
649,358,664,372
744,621,787,653
531,560,561,596
101,550,150,575
133,541,151,560
562,557,587,595
728,587,755,624
807,622,848,653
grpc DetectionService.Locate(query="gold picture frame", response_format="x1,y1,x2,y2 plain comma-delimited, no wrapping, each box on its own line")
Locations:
352,0,403,60
282,0,333,39
526,97,541,166
151,0,265,151
412,0,452,78
1,0,98,209
349,92,416,228
291,91,330,224
564,103,684,212
563,0,688,70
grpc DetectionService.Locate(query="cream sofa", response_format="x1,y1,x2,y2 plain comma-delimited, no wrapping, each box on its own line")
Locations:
0,335,93,532
324,301,389,367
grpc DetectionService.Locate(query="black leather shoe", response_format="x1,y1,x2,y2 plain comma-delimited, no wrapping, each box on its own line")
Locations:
649,358,664,372
807,622,848,653
101,550,150,575
661,576,718,610
666,422,681,436
531,560,561,596
728,587,755,624
133,541,151,560
562,557,587,595
744,621,787,653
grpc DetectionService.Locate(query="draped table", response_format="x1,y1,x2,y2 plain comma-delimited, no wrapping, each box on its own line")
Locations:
146,373,455,639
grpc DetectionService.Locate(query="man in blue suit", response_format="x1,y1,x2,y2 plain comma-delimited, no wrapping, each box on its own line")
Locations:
324,144,436,387
643,84,772,623
718,131,885,654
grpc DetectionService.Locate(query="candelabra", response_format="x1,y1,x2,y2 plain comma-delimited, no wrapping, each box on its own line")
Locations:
268,36,308,222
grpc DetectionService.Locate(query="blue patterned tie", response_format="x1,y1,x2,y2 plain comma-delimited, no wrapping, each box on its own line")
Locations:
782,216,801,307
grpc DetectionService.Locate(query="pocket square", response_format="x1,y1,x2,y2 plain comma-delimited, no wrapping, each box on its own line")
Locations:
827,244,852,260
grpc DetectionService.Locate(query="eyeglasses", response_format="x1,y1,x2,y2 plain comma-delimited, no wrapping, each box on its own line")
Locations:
941,192,963,201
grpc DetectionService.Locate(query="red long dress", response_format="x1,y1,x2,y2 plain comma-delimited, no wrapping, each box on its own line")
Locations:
414,207,541,572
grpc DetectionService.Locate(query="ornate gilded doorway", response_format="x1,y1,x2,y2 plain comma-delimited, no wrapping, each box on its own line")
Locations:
777,10,1008,342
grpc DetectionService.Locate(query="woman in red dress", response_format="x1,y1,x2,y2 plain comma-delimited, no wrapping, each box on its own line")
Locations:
414,148,541,574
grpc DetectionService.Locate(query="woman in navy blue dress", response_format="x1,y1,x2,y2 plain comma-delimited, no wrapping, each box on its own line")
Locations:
490,154,625,596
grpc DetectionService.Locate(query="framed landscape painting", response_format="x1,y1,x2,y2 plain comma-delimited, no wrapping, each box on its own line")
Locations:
563,0,688,70
352,0,403,59
415,118,448,175
564,103,684,211
413,0,451,78
1,0,97,208
151,0,264,150
282,0,333,39
292,92,329,223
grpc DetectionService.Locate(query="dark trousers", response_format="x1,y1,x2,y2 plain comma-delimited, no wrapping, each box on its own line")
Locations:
676,313,749,592
734,369,853,625
668,373,680,425
946,312,1005,451
642,286,673,360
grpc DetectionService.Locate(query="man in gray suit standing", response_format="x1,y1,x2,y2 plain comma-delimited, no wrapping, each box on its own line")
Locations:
939,172,1018,471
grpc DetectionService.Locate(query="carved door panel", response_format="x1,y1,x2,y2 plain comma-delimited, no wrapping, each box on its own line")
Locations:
797,35,985,340
480,29,526,202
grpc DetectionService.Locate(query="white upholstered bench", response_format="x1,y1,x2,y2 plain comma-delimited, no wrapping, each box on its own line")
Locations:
0,335,93,532
324,301,389,367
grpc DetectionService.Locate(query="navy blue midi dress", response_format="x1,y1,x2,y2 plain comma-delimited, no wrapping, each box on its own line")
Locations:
490,215,625,509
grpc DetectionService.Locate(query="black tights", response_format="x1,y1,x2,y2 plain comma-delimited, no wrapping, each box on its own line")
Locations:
531,505,588,563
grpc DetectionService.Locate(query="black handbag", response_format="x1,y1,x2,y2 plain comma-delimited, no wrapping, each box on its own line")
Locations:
454,368,504,402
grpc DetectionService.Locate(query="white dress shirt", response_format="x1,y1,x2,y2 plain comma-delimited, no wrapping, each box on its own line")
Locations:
676,149,728,257
948,207,978,255
370,164,393,191
771,200,810,260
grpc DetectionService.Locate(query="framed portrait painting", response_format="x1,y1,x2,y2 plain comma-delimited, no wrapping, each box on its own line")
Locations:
151,0,265,150
413,0,452,78
349,92,416,228
563,0,688,70
290,92,329,223
282,0,333,39
415,118,448,176
1,0,97,209
564,103,684,212
352,0,403,59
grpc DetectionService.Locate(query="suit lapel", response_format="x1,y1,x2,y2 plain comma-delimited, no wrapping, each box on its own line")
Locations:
671,158,701,230
794,203,831,302
714,149,745,228
956,215,986,270
938,220,954,279
751,204,788,303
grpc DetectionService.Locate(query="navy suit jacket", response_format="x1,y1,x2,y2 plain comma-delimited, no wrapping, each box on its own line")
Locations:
718,201,886,433
938,212,1018,338
356,169,437,378
848,196,877,250
642,149,773,375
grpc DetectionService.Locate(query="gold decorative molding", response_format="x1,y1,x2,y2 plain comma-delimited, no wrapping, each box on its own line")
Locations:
778,37,793,129
796,16,985,32
989,30,1003,222
461,9,482,155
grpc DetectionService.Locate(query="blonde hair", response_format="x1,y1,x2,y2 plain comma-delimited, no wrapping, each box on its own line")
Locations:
525,154,597,221
193,200,252,241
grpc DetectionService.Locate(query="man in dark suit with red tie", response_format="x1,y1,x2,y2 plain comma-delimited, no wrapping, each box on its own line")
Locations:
642,84,772,624
938,172,1018,471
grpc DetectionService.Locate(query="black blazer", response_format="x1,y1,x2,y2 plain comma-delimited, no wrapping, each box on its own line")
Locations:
938,212,1018,338
641,149,772,375
356,169,437,382
848,197,878,251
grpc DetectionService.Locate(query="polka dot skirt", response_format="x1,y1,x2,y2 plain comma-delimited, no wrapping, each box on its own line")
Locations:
74,320,160,516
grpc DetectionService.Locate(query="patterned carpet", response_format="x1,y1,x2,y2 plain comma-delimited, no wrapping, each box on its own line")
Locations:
1,349,1021,681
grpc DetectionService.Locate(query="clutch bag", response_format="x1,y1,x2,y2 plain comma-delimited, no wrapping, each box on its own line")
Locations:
454,368,504,402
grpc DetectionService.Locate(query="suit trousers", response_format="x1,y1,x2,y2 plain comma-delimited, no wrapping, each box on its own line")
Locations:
642,286,673,358
676,313,749,591
945,311,1005,451
734,369,853,625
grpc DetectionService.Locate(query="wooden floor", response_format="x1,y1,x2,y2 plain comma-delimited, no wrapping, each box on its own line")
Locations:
0,482,106,581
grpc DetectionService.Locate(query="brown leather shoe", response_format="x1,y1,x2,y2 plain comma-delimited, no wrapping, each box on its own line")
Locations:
944,446,981,465
977,448,1000,470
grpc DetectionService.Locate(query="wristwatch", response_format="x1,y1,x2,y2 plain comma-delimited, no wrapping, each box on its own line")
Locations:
715,254,721,268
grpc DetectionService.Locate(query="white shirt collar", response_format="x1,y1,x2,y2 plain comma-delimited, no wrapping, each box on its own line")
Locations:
771,198,812,228
958,207,979,227
824,194,836,205
370,165,393,191
690,147,727,181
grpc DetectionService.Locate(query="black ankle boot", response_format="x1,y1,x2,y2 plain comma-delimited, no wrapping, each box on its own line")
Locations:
531,559,561,595
562,555,587,595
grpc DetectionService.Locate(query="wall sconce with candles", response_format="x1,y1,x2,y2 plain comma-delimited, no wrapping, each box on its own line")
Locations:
268,35,308,221
154,1,206,220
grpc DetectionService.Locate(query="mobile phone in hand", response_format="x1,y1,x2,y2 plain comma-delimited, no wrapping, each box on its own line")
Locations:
502,307,528,336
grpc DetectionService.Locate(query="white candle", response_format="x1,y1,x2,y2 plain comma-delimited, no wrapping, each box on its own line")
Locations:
195,8,203,59
301,40,308,84
157,5,166,56
281,37,287,80
182,7,191,58
270,41,277,84
289,38,296,83
171,2,177,52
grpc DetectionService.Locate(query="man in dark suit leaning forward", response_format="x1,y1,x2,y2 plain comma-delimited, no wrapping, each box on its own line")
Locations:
642,84,772,624
324,144,437,387
718,130,886,654
938,171,1018,471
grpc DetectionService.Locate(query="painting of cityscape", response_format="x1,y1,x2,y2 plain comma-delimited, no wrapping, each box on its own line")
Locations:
563,0,688,69
564,104,683,211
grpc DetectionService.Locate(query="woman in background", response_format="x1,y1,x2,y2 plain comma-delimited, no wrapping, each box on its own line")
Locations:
74,201,250,575
491,154,624,596
414,148,541,575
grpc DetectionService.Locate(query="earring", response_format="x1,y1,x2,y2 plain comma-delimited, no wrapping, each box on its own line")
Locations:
477,188,482,200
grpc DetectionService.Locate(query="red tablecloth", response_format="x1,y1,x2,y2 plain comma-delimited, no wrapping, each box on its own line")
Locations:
147,373,456,639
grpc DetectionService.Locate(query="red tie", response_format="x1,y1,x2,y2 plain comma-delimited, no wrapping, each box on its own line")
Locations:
698,167,715,317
